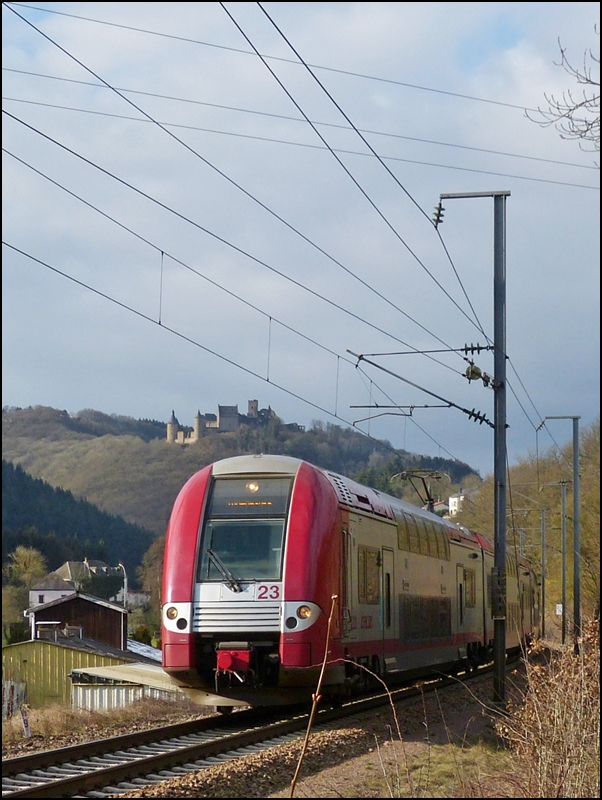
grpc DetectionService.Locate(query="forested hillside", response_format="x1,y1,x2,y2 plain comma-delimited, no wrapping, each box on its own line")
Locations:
456,418,600,620
2,460,155,578
2,405,478,535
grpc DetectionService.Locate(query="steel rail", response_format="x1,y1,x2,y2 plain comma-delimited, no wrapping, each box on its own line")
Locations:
2,663,503,798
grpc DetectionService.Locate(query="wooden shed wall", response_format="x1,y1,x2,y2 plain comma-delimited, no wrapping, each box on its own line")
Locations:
2,640,127,707
32,597,125,649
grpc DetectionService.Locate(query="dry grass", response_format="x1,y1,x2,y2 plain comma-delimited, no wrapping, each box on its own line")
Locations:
497,618,600,798
320,619,600,798
2,696,203,748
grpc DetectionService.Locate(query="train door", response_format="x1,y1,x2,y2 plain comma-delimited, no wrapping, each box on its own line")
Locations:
381,547,395,670
342,527,357,641
456,564,466,641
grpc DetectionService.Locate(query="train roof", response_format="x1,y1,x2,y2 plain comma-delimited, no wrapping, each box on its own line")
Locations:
209,454,479,545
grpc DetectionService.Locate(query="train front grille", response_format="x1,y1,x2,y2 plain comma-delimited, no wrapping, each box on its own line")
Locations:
193,602,281,632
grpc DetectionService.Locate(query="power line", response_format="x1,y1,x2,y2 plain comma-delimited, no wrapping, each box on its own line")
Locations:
254,2,493,339
229,1,487,337
3,145,480,470
2,109,467,378
4,2,561,114
3,145,357,367
4,67,596,172
4,95,597,192
4,239,465,463
4,3,488,354
2,123,549,459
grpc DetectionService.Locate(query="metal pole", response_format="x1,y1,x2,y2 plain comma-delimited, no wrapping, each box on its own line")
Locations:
540,509,546,639
572,417,581,647
118,562,128,610
439,190,510,704
561,481,567,645
492,192,507,704
539,416,581,647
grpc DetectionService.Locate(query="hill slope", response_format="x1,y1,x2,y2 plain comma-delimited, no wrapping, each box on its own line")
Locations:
2,459,155,577
2,405,479,535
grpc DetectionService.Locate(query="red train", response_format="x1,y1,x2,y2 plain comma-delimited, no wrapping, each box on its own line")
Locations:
162,454,539,710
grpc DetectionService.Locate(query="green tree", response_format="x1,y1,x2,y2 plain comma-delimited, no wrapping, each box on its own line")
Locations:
3,545,47,588
2,546,48,632
456,419,600,622
136,535,165,631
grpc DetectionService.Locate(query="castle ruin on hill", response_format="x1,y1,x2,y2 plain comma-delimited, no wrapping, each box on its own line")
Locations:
166,399,303,444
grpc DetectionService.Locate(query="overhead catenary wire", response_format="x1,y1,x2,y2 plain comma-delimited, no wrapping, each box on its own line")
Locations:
1,145,365,366
6,69,595,426
4,3,590,474
1,116,468,378
12,137,533,456
6,137,501,463
4,3,490,355
3,240,467,465
252,2,500,341
225,1,488,337
4,96,598,191
4,2,580,116
4,67,597,173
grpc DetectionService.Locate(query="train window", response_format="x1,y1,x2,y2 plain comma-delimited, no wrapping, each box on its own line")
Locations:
465,568,476,607
196,477,292,583
415,518,430,556
394,510,410,551
406,515,420,554
506,553,517,578
207,477,292,517
425,521,439,558
197,518,285,582
358,546,380,604
436,527,450,560
400,595,452,642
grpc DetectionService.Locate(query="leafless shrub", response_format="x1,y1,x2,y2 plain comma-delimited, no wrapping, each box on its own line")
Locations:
497,619,600,798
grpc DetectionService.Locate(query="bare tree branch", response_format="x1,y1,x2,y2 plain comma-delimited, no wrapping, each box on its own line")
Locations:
527,29,600,160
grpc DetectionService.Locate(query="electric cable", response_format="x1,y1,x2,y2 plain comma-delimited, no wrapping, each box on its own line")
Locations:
4,67,596,172
4,2,489,352
4,2,574,116
3,145,356,367
4,95,597,190
225,1,488,337
4,239,467,463
3,108,468,377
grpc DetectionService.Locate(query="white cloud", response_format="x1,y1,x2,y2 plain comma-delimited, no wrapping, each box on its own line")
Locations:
2,1,599,477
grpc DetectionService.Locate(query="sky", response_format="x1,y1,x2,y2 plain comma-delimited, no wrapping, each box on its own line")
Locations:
2,1,600,478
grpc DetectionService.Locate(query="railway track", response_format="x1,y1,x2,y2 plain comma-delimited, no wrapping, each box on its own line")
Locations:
2,665,498,799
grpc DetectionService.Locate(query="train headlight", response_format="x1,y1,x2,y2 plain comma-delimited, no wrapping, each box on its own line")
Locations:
297,605,312,619
166,607,178,620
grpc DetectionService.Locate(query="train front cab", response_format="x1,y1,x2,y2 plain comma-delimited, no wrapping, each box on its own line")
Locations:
162,456,343,707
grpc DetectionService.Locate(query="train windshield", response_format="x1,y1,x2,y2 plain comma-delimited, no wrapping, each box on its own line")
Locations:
197,477,292,583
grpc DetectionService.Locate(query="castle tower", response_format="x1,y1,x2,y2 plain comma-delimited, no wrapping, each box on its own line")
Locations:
248,399,259,418
193,410,204,440
166,410,180,443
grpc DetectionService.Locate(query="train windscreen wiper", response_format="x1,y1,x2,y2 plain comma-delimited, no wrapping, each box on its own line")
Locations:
206,548,242,592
